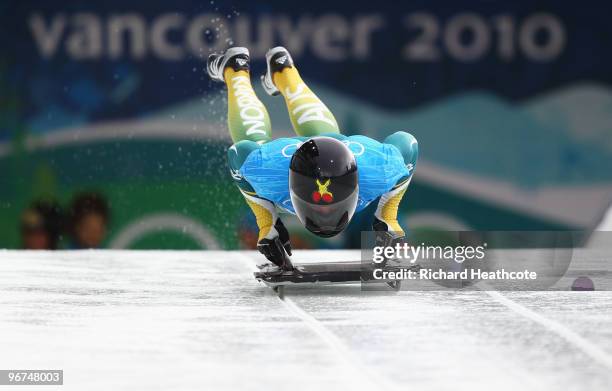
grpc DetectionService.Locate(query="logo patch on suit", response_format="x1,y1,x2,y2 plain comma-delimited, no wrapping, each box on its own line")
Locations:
312,179,333,203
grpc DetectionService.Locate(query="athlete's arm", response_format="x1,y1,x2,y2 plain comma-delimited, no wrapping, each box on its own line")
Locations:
227,139,292,267
240,189,292,267
373,131,418,246
373,177,411,242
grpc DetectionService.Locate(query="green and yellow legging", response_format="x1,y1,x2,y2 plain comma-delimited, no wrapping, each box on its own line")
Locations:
224,65,339,143
223,63,414,241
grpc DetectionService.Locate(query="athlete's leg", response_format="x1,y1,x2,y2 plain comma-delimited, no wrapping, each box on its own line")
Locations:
264,48,340,137
224,67,272,143
208,47,272,143
274,67,340,136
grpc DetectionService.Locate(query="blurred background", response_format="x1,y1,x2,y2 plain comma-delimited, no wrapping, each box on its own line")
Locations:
1,0,611,250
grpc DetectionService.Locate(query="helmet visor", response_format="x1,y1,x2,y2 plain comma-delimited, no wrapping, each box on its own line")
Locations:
290,186,359,238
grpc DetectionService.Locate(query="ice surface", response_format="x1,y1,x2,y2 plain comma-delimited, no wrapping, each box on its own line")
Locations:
0,250,611,391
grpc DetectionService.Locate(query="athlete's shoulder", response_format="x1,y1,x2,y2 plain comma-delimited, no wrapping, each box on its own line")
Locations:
350,133,411,209
263,136,307,146
347,134,378,143
256,137,305,161
346,134,385,150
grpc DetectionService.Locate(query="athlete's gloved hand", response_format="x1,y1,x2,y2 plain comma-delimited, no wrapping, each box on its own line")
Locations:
257,218,293,270
372,217,407,267
372,217,405,248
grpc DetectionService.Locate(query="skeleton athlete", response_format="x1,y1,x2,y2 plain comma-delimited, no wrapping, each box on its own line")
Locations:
207,46,419,270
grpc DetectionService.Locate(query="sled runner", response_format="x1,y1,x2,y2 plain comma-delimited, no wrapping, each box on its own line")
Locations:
254,260,420,296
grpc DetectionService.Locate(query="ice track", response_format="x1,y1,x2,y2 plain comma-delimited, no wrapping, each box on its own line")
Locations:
0,250,611,391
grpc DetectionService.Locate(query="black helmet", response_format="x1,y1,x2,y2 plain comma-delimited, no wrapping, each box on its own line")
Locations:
289,137,358,237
